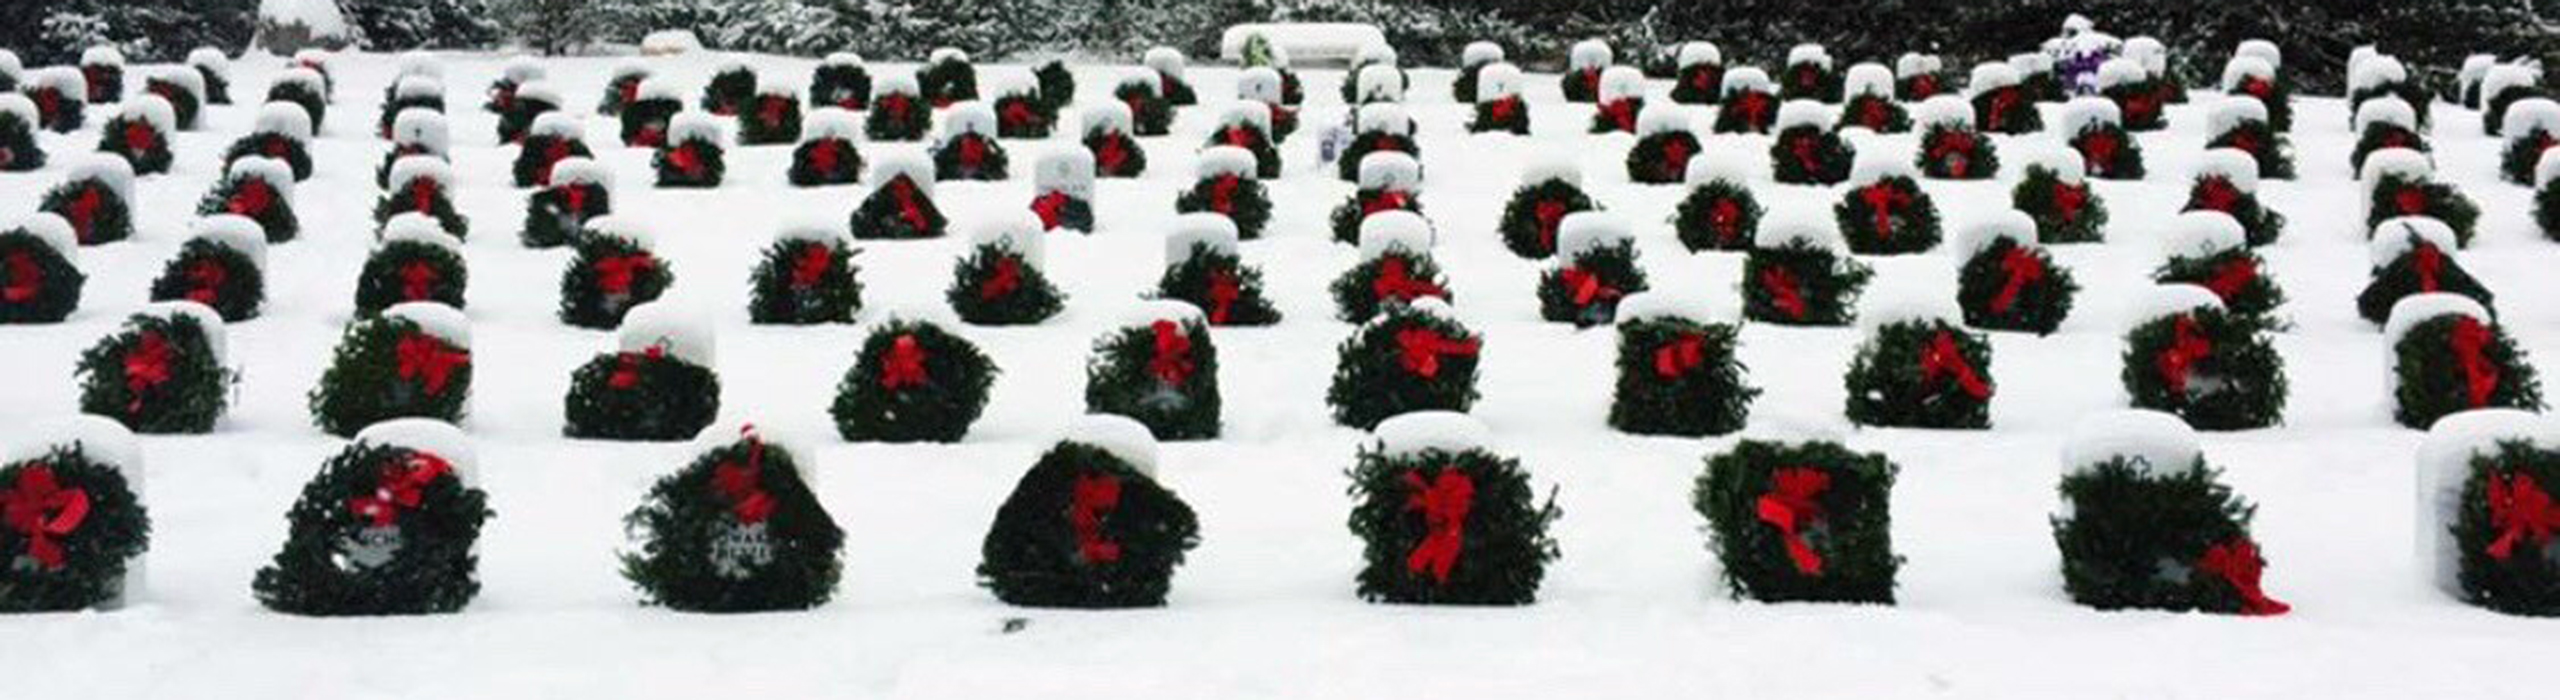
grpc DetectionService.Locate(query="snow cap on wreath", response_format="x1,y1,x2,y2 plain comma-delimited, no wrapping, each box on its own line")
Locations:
2350,55,2409,95
1061,410,1165,480
2010,52,2054,76
1372,410,1493,460
226,156,297,205
1355,103,1412,136
2124,37,2169,75
67,154,138,205
1214,102,1271,135
1144,46,1188,78
2359,148,2433,202
390,109,450,156
870,150,934,196
2208,96,2270,138
2219,56,2276,94
383,300,471,351
632,75,685,103
354,418,477,486
32,66,88,100
1598,66,1646,103
2369,216,2460,268
188,215,267,271
1723,67,1775,97
8,413,145,491
513,80,562,109
1355,65,1404,103
14,212,80,263
2414,408,2549,596
0,49,21,81
2354,97,2417,136
1523,153,1582,188
2459,55,2499,94
2019,146,2087,185
1788,43,1833,68
1896,52,1939,78
393,51,439,80
1774,100,1831,132
391,76,443,103
2096,58,2146,90
2057,96,2120,135
1969,62,2020,93
551,156,613,190
528,111,583,142
1685,151,1749,186
1475,64,1523,102
972,211,1048,270
1857,293,1963,334
1616,289,1738,328
1556,211,1630,260
873,71,921,100
1913,95,1973,129
668,110,727,147
1568,39,1612,71
2235,39,2282,70
1036,148,1095,198
116,95,177,135
2162,210,2246,262
2062,409,2203,481
1195,145,1258,180
388,154,452,193
1849,148,1918,186
1636,103,1691,137
584,215,655,252
145,65,205,99
2195,148,2260,193
2482,63,2539,106
2502,98,2560,142
500,56,546,86
0,92,35,125
822,52,863,69
1953,209,2039,259
2383,293,2493,349
1358,210,1435,261
1462,42,1505,67
618,302,714,367
1165,213,1239,267
1081,100,1133,136
1844,63,1893,99
1358,151,1421,191
2535,149,2560,190
135,299,228,363
1757,205,1847,252
939,101,997,142
2128,283,2227,331
805,107,859,141
1238,67,1283,103
81,46,124,68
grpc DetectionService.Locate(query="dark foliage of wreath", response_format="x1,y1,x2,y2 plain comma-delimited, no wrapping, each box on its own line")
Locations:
849,176,947,240
1331,252,1452,323
1957,238,2077,335
1277,68,1305,105
1844,319,1994,428
1917,124,1998,180
1837,94,1909,133
2207,123,2293,180
1696,440,1900,603
1348,446,1560,605
2122,307,2288,430
379,91,443,139
2020,68,2065,103
1112,83,1173,137
1031,190,1093,233
1342,66,1409,104
789,137,862,186
1538,242,1648,327
557,237,671,329
865,92,928,141
654,139,725,188
1453,61,1490,103
831,319,998,442
2229,75,2293,133
521,182,608,249
1327,307,1482,430
933,134,1008,181
1086,131,1146,177
1770,126,1852,185
1781,61,1839,102
1153,246,1280,326
701,67,755,116
0,450,149,612
1561,67,1602,103
812,64,869,111
2013,170,2104,244
482,78,523,114
2500,130,2557,185
0,231,81,323
1743,243,1871,326
268,81,326,133
1610,318,1754,437
1899,71,1951,102
1033,61,1074,111
739,94,801,146
1085,319,1221,440
195,173,298,243
148,241,263,322
1672,63,1725,104
223,132,312,181
494,96,557,144
1204,123,1281,179
1335,131,1419,182
623,435,843,612
2538,182,2560,243
1173,175,1272,240
979,442,1200,607
749,238,861,325
2103,83,2168,131
353,241,465,316
2448,442,2560,616
1590,97,1643,134
1836,176,1940,255
2181,176,2284,247
2156,249,2283,322
1626,131,1701,184
27,86,85,133
510,135,590,188
995,94,1056,139
143,78,200,130
1328,187,1421,245
598,72,645,115
253,442,491,615
2368,176,2480,248
96,115,172,175
1155,71,1198,106
619,97,679,147
77,312,231,433
2393,316,2545,428
307,317,472,436
948,245,1064,326
1499,180,1596,258
562,347,720,441
199,67,231,105
2053,457,2272,613
374,175,471,240
1673,179,1761,252
1972,86,2039,134
2357,239,2493,325
82,64,122,103
2069,124,2144,180
921,60,978,107
0,113,46,171
1469,95,1530,134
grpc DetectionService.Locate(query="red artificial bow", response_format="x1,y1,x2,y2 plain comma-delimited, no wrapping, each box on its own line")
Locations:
2196,538,2289,616
2393,185,2429,216
1709,198,1744,244
1788,134,1823,176
2201,258,2257,301
618,80,640,108
633,124,666,148
1855,100,1891,130
2052,182,2089,223
1756,467,1830,576
1206,174,1241,214
407,177,439,214
1578,69,1603,98
2487,472,2560,561
2156,316,2213,395
1148,320,1194,385
1918,330,1992,400
1486,96,1520,124
607,345,665,390
2412,243,2443,293
956,135,988,169
1988,247,2045,315
2193,177,2242,213
1402,469,1474,584
1095,137,1130,172
593,254,654,296
758,97,789,129
262,137,290,159
537,141,571,186
977,254,1022,301
1,465,91,570
1858,182,1911,241
999,100,1036,130
711,429,777,525
67,187,103,243
184,258,227,305
123,330,172,413
1361,189,1411,217
1533,199,1569,252
1911,74,1940,98
1987,89,2019,128
2078,132,2121,175
395,332,469,396
2239,77,2274,100
808,139,842,176
1558,266,1621,307
1221,125,1255,149
2,250,41,303
1654,333,1707,379
1394,327,1479,379
890,178,931,234
346,452,453,528
398,260,439,301
226,179,275,217
560,183,592,217
2226,128,2260,156
1659,137,1694,179
1600,99,1637,132
123,122,157,154
1069,472,1125,564
879,334,928,390
789,243,834,290
1370,256,1445,303
668,144,705,177
2449,317,2501,408
2124,94,2159,124
1928,131,1978,178
1759,266,1807,320
1206,268,1242,324
1030,190,1071,230
32,89,59,121
1737,92,1772,130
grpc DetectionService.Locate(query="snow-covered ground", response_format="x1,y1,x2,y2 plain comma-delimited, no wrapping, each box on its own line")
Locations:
2,51,2555,698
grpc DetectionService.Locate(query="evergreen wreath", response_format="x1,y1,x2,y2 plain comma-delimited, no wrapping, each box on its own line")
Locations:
1743,243,1871,326
1837,94,1909,133
830,320,998,443
1561,67,1602,103
511,134,591,188
493,96,556,144
1695,440,1901,603
2350,83,2430,128
2357,239,2492,325
1899,70,1951,102
2122,307,2288,430
483,77,525,114
520,181,609,249
1469,94,1529,134
920,60,978,107
2156,249,2284,323
2019,68,2065,104
1033,60,1074,110
1625,131,1701,184
812,64,869,110
267,81,326,133
0,229,81,323
1500,179,1597,258
2446,442,2560,616
947,244,1064,326
2539,181,2560,243
96,112,172,175
1327,187,1420,245
1590,97,1644,134
933,133,1008,181
1917,124,1998,180
1265,102,1300,142
1330,251,1451,323
655,137,725,188
198,65,233,105
1204,123,1281,179
1326,306,1483,430
994,93,1055,139
377,93,441,139
2393,316,2545,428
2013,168,2104,244
562,344,720,441
739,93,802,145
1030,189,1092,233
1153,246,1280,326
2182,176,2284,247
1782,61,1839,102
2500,130,2556,185
1112,82,1173,136
1453,61,1490,103
0,109,44,171
0,448,150,612
1673,179,1762,252
148,240,263,321
789,137,862,186
1157,70,1200,107
83,64,123,103
620,97,679,147
1973,85,2039,134
77,312,232,433
849,176,946,240
353,240,466,315
2352,124,2427,174
195,171,297,243
1671,62,1724,104
1335,131,1419,182
2103,82,2168,131
1172,175,1271,240
252,441,492,615
749,238,862,325
622,431,844,612
1835,176,1941,254
2368,176,2480,247
2229,73,2292,132
701,66,755,115
144,78,202,130
600,71,646,115
1347,445,1560,605
372,144,438,189
2070,124,2144,180
557,236,671,329
1844,319,1995,429
2207,122,2294,179
1085,319,1222,441
1340,66,1406,104
307,317,472,436
978,442,1200,608
864,91,928,141
1086,130,1146,177
375,174,470,239
1609,317,1753,436
1957,238,2077,335
1770,126,1852,185
1538,242,1648,327
2053,457,2288,614
26,85,83,134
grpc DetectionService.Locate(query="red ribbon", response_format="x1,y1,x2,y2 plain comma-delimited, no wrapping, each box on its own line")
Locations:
890,178,931,234
1910,74,1939,98
1201,174,1239,215
1360,189,1411,217
633,124,665,148
1659,137,1694,178
788,243,833,289
2156,316,2212,395
2239,77,2273,100
711,429,777,524
1737,92,1771,130
398,260,438,301
2201,258,2257,301
561,183,592,216
882,94,912,123
2411,242,2443,293
607,345,664,390
2053,183,2088,222
668,144,704,178
1653,333,1706,379
1854,99,1891,130
537,141,571,186
409,178,437,214
999,100,1036,130
1600,99,1637,132
33,89,59,122
1394,327,1479,379
1533,199,1569,252
956,136,987,169
2195,538,2289,615
1988,247,2044,315
1987,89,2019,128
1755,467,1830,576
1485,96,1519,124
395,332,469,396
2226,129,2260,156
879,334,928,390
1788,134,1822,176
1928,130,1978,178
184,258,227,305
2193,177,2241,213
1221,125,1254,148
1206,268,1241,324
1577,69,1602,99
2393,185,2428,216
1030,190,1070,230
1858,182,1911,241
2450,317,2501,408
3,250,40,302
2078,132,2121,175
977,254,1021,300
123,330,172,413
262,137,290,159
346,452,453,528
1559,266,1621,306
618,80,639,107
492,85,517,113
1709,198,1743,244
1401,469,1474,584
1095,137,1130,172
1918,330,1992,400
1148,320,1193,385
2124,94,2159,124
1759,266,1807,320
1370,256,1445,303
758,96,788,129
2487,472,2560,561
593,254,654,296
808,139,841,175
226,179,274,217
123,122,156,154
1069,472,1125,564
2,465,91,570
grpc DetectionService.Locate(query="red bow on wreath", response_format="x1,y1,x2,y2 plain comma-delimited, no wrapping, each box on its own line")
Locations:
2449,317,2501,408
1205,268,1242,324
1659,137,1694,178
408,178,439,214
1401,468,1474,584
711,428,777,525
1756,466,1830,576
1736,92,1772,129
32,90,59,120
2239,77,2274,100
668,144,705,178
955,136,988,169
1030,190,1071,230
1928,131,1978,178
347,452,453,528
1988,247,2045,315
2411,243,2443,293
1578,69,1603,98
560,184,592,217
538,141,572,186
1558,266,1621,307
258,136,287,158
633,124,665,148
758,97,789,129
2077,132,2121,175
2195,538,2289,616
1094,137,1130,172
1858,182,1911,241
122,122,157,154
889,179,932,234
1654,333,1707,379
1986,89,2019,128
1918,330,1992,400
2201,257,2257,301
1533,199,1569,252
2224,128,2260,156
2193,177,2242,213
1370,257,1444,303
881,94,912,123
2392,184,2429,217
1708,198,1744,244
607,345,665,390
1758,266,1807,320
1788,133,1823,175
1,465,91,570
226,179,275,217
3,250,41,303
1069,472,1125,564
183,258,227,305
593,254,655,296
808,139,842,176
66,187,103,243
1911,74,1940,98
1206,174,1241,214
2487,471,2560,561
977,254,1022,301
1394,327,1479,379
1600,99,1638,132
1485,96,1520,124
2123,94,2159,124
618,80,640,108
2156,316,2213,396
395,332,469,396
999,100,1036,130
879,334,929,390
1854,100,1891,130
789,243,834,290
398,260,440,301
491,85,517,113
2052,182,2089,223
1361,189,1411,217
1221,126,1255,149
123,330,173,413
1148,320,1194,385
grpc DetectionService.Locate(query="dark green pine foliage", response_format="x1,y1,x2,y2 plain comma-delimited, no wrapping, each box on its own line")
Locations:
1835,177,1940,255
374,174,470,239
831,320,998,443
1973,86,2039,134
1845,319,1995,429
562,346,719,441
2182,176,2284,247
1696,440,1900,604
2368,177,2480,248
1743,243,1871,326
1625,131,1700,184
1562,67,1602,103
865,92,929,141
1957,239,2077,335
849,176,946,240
0,449,149,612
1916,124,1997,180
947,244,1063,326
147,240,263,322
194,172,297,243
2352,125,2427,174
748,238,861,325
2070,124,2144,180
2392,316,2544,429
812,64,868,110
654,139,725,188
1837,94,1908,133
1328,188,1420,245
623,434,844,612
557,237,670,329
0,109,45,171
1609,317,1753,437
2054,457,2278,614
0,230,83,323
921,60,978,107
268,81,326,134
28,85,85,133
77,312,232,434
1671,63,1723,104
1330,252,1451,324
1112,82,1173,136
1781,61,1838,102
1084,318,1221,441
1769,126,1851,185
1538,243,1647,327
2014,168,2104,244
520,181,608,249
2539,181,2560,242
701,66,756,115
307,317,471,437
1033,61,1074,111
253,442,491,615
620,97,680,146
2500,130,2556,185
2155,250,2284,323
2357,240,2492,325
789,137,862,186
1334,131,1418,182
1347,446,1559,605
95,114,172,175
510,134,590,188
1086,131,1146,177
738,93,802,146
2448,442,2560,616
2122,308,2288,431
932,134,1007,181
493,96,556,145
1152,247,1280,327
143,79,201,130
1673,179,1761,252
1469,95,1529,134
1714,89,1777,134
1589,97,1644,134
1327,306,1482,430
979,442,1200,608
2207,123,2293,180
995,94,1056,139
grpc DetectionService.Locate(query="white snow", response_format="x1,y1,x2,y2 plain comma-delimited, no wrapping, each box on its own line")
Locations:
1849,149,1918,185
1194,146,1258,181
1895,52,1938,78
513,81,562,108
2061,409,2203,478
1614,290,1737,327
771,222,845,248
273,67,325,95
928,48,970,66
391,110,451,155
2127,284,2226,329
581,215,654,250
354,418,478,487
1598,67,1646,103
1857,295,1962,332
1521,155,1581,189
2382,293,2493,347
529,112,582,141
941,102,998,141
2353,96,2416,134
254,102,314,142
68,154,137,203
0,50,19,82
549,157,612,189
2539,150,2560,189
1355,210,1434,261
667,111,727,147
1680,42,1723,68
1844,63,1893,98
2206,96,2268,137
1164,213,1239,264
1913,95,1973,129
970,212,1047,270
1568,40,1612,71
382,301,472,350
616,302,714,367
387,155,454,192
2499,98,2560,143
2194,149,2261,193
1635,104,1690,137
226,157,297,205
28,67,84,96
2125,37,2168,76
145,67,206,101
2349,56,2407,94
1721,67,1773,95
2095,58,2145,90
1353,65,1402,103
1953,209,2040,259
393,75,444,101
2236,39,2283,70
1757,206,1845,251
395,52,441,81
2056,97,2119,136
640,30,702,56
0,93,34,127
1217,24,1376,65
259,0,347,38
379,214,462,250
803,107,860,141
1144,47,1187,79
2458,55,2498,93
2219,56,2276,91
1353,104,1411,135
1060,413,1162,478
6,414,142,485
13,212,78,261
80,46,125,68
189,215,268,271
2008,52,2053,77
2359,148,2434,195
636,77,685,102
1035,148,1094,198
1786,44,1833,70
1774,100,1831,131
121,96,178,136
1214,103,1271,134
1118,299,1206,333
133,300,226,364
1371,411,1492,459
1554,212,1629,260
1080,101,1133,135
1685,153,1750,186
1461,42,1504,68
2162,211,2245,261
873,72,920,99
869,151,933,196
2416,409,2547,596
1236,68,1283,104
2368,216,2459,268
1355,152,1420,191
